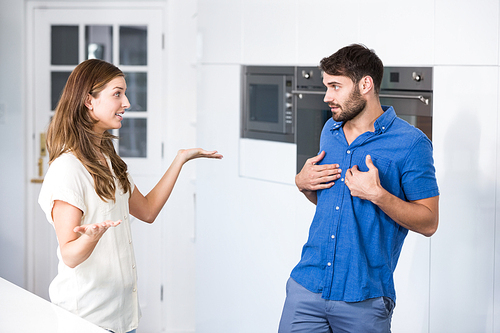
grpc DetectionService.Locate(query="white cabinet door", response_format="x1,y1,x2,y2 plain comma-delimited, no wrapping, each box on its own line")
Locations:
26,3,165,332
197,0,242,64
241,0,297,65
430,65,497,332
392,233,431,333
435,0,499,66
357,0,435,66
496,79,500,330
296,0,359,65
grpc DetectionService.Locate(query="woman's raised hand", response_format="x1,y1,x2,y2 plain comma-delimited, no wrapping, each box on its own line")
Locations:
73,220,122,242
177,148,223,163
128,148,222,224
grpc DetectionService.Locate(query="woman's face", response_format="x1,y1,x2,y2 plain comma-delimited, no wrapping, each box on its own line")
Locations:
87,76,130,133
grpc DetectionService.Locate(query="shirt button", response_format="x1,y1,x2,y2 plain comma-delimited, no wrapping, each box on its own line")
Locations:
341,178,344,182
327,262,332,266
129,239,132,244
347,150,351,154
132,264,136,269
331,235,335,239
133,288,137,292
382,126,385,130
335,206,340,210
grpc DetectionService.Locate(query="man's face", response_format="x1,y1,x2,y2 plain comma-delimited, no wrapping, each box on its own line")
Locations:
322,72,366,122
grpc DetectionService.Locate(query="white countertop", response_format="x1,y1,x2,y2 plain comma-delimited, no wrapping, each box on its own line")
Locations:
0,277,106,333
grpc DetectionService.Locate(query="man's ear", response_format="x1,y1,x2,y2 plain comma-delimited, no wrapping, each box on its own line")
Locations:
359,76,374,95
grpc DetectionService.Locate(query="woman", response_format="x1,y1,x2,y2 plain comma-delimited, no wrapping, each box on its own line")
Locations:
38,59,222,333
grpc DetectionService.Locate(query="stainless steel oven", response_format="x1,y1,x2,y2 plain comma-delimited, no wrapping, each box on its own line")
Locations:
293,66,328,172
241,66,295,143
379,66,433,140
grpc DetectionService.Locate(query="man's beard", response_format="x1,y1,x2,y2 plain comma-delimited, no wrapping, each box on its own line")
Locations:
330,85,367,122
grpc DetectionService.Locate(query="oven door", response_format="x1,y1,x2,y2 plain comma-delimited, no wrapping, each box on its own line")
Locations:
245,74,292,134
379,90,433,140
294,90,330,172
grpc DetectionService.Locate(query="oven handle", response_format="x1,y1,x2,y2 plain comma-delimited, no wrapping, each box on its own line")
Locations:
379,93,430,105
291,90,325,96
292,90,430,106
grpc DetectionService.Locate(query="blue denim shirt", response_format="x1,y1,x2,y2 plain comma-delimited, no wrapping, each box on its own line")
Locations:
290,106,439,303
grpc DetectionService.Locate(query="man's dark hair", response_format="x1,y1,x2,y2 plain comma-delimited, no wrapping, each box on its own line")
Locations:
320,44,384,94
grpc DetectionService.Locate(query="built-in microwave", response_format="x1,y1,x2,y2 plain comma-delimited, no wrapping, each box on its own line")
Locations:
241,66,295,143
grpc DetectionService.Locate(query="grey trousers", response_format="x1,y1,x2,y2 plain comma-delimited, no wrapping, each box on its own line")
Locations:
278,278,394,333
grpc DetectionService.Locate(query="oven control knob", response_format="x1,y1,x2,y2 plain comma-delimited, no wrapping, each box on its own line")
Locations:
412,72,422,82
302,70,313,79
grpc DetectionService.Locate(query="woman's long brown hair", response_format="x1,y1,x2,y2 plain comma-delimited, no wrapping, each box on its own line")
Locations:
46,59,131,202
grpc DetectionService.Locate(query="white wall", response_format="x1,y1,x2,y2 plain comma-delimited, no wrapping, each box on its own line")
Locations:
0,0,26,287
195,0,500,332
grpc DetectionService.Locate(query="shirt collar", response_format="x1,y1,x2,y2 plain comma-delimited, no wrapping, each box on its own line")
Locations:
329,105,396,134
373,105,396,134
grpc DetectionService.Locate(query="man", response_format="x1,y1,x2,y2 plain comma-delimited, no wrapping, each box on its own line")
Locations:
278,44,439,332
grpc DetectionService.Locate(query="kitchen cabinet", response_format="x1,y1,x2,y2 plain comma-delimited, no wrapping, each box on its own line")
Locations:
435,0,499,66
197,0,242,64
357,0,435,66
241,0,297,64
239,138,296,185
495,69,500,333
430,65,498,332
392,234,431,332
296,0,359,65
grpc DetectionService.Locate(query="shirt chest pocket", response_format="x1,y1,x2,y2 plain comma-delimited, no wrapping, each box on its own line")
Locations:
350,152,392,177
